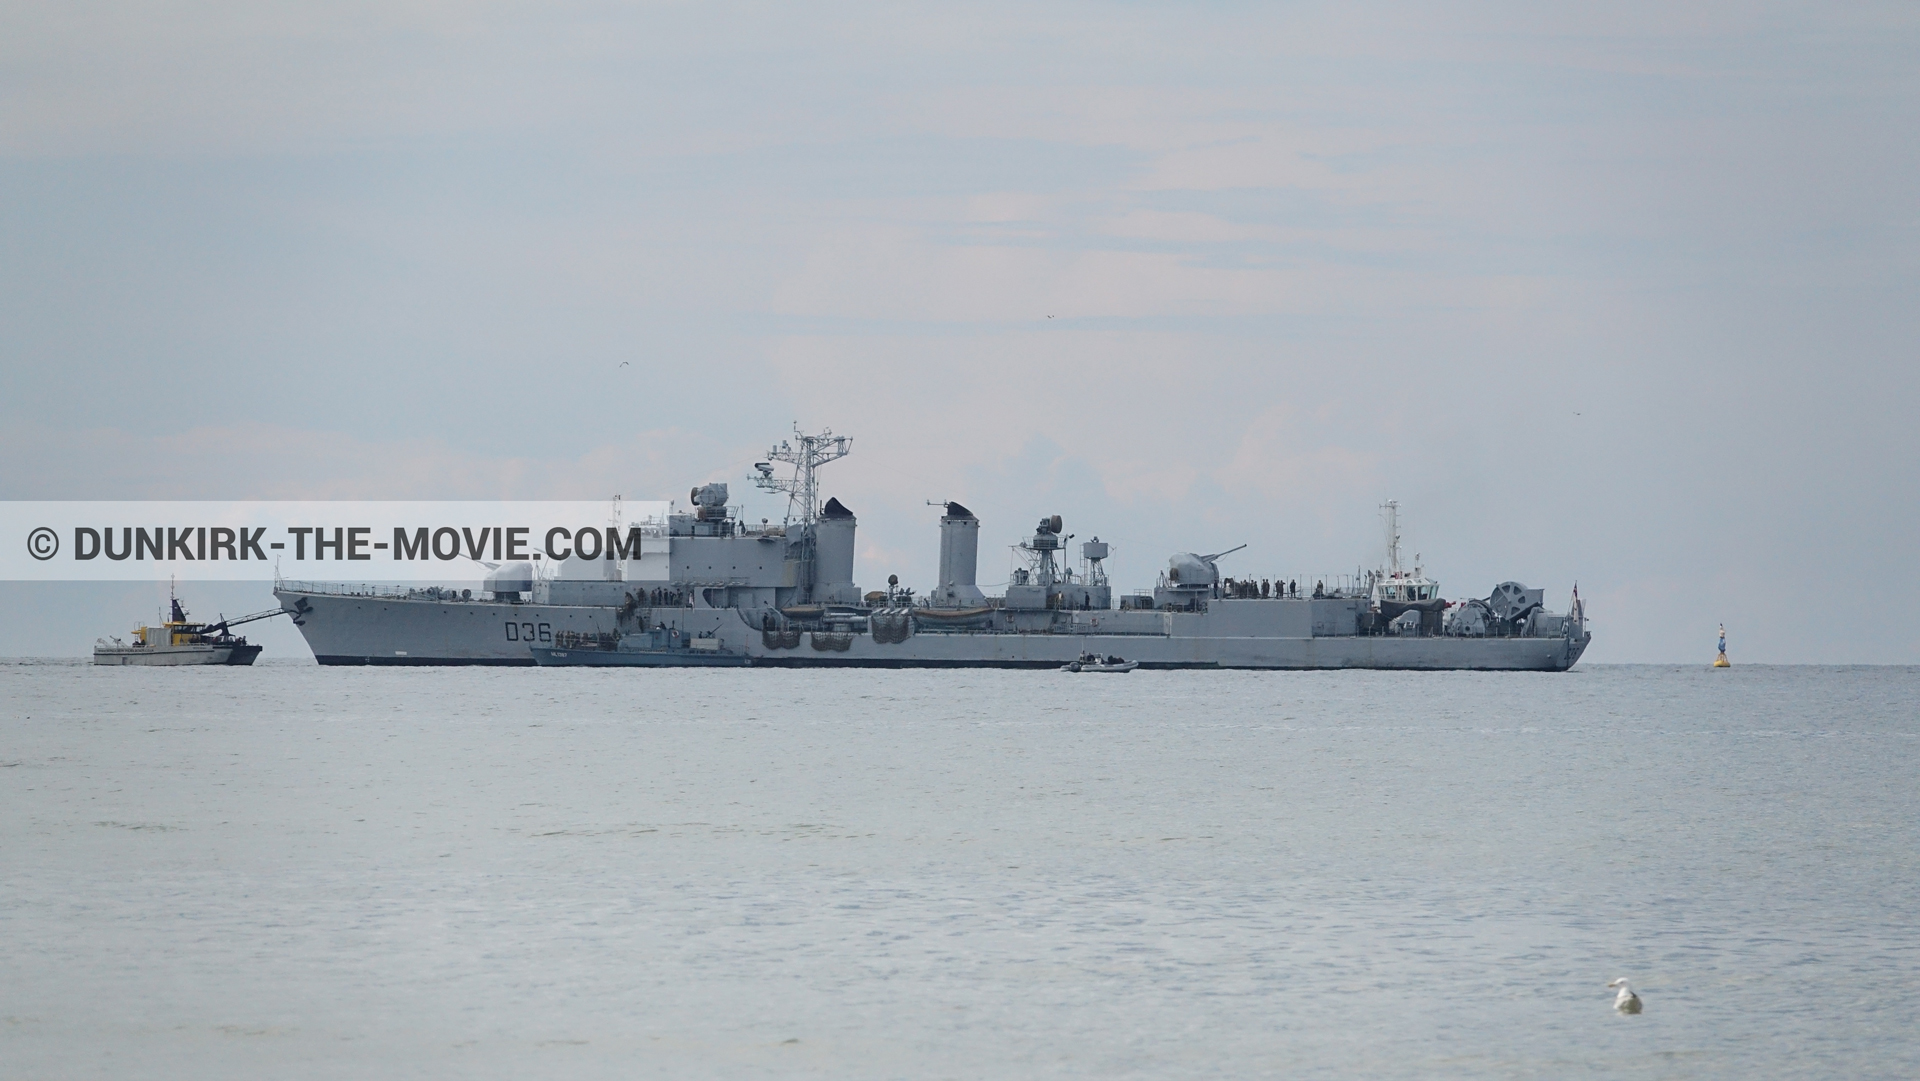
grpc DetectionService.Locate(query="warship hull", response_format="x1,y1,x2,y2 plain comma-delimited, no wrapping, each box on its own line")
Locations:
276,590,1587,670
690,599,1586,671
528,645,753,667
739,635,1580,671
277,590,622,665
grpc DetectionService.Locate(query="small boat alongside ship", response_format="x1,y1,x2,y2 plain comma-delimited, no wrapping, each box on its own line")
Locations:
1061,653,1138,673
93,590,285,667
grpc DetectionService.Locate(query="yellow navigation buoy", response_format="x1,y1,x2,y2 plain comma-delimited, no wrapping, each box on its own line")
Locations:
1714,623,1730,667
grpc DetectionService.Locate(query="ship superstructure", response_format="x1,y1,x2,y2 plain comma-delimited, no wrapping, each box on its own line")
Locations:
276,426,1590,669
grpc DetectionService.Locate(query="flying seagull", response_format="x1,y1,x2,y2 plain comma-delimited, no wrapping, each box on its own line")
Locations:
1607,978,1642,1014
619,361,630,367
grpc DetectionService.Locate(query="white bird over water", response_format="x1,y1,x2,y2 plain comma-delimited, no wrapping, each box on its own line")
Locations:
1608,978,1643,1014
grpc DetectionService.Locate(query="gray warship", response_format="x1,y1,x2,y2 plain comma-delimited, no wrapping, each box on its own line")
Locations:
276,427,1590,670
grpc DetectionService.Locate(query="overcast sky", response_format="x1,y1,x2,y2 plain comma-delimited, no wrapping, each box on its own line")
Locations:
3,1,1915,662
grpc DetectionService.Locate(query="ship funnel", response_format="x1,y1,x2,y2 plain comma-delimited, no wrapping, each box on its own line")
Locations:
813,497,861,605
934,501,985,608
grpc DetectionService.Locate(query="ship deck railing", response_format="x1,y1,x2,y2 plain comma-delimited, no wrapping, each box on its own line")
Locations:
275,580,477,600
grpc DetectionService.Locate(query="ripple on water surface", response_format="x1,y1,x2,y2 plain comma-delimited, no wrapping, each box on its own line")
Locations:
2,662,1916,1079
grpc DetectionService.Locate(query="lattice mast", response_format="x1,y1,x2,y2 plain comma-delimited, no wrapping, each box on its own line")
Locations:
751,425,852,527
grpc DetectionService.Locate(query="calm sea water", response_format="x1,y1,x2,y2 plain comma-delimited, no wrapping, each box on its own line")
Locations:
2,662,1915,1079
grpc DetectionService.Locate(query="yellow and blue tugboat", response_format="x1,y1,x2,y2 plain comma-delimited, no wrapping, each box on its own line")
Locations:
93,588,282,666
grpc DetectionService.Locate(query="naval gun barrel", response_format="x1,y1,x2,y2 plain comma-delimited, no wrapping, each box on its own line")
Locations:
1199,543,1248,564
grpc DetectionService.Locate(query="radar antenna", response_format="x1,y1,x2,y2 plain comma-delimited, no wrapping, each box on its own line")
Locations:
751,424,851,527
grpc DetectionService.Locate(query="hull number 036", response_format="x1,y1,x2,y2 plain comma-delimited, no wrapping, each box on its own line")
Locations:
504,622,552,642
